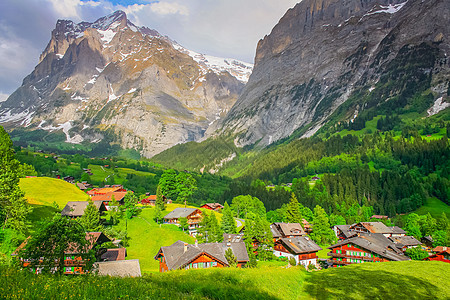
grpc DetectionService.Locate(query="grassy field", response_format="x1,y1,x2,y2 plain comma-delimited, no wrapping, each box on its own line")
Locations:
1,261,448,299
19,177,88,207
88,164,155,184
414,198,450,218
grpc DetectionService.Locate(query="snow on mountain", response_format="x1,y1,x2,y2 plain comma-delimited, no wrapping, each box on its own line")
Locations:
172,43,253,83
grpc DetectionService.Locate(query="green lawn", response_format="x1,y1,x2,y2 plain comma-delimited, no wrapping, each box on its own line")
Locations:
19,177,89,207
115,206,196,273
414,198,450,218
316,246,331,259
1,261,448,299
88,164,155,184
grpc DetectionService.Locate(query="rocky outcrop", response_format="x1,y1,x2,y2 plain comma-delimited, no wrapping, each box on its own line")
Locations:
220,0,449,147
0,11,252,157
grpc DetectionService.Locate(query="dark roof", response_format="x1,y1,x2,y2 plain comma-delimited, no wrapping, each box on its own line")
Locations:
389,236,421,247
201,203,224,210
334,225,351,232
76,183,87,190
95,259,141,277
155,240,249,270
61,201,106,217
279,236,322,254
350,222,406,235
100,248,127,261
164,208,200,219
271,223,306,238
329,233,409,261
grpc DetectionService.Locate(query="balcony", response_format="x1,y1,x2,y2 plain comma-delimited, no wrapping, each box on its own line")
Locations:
328,252,374,261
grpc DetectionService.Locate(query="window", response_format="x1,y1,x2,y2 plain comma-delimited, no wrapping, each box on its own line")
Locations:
212,261,217,267
193,263,198,269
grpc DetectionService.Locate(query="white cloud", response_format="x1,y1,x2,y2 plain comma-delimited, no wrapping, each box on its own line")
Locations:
149,2,189,16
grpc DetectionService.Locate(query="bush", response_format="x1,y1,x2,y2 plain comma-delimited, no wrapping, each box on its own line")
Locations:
289,257,296,266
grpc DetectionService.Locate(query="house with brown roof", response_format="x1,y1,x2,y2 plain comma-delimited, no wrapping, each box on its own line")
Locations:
273,236,322,267
155,240,249,272
333,225,357,240
200,203,224,212
61,201,107,218
271,223,306,242
163,208,203,233
349,222,406,238
328,233,410,267
87,185,126,196
388,236,422,252
423,248,450,263
100,248,127,262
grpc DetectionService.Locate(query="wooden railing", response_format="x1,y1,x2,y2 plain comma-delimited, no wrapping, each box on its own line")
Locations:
328,252,374,261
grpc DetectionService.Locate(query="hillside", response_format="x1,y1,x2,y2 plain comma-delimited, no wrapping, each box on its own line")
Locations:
19,177,88,207
1,261,448,299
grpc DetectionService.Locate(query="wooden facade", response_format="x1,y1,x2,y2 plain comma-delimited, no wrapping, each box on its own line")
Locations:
156,252,226,272
423,250,450,263
328,243,387,267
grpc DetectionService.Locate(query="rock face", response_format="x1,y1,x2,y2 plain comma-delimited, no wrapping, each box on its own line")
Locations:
220,0,449,147
0,11,253,157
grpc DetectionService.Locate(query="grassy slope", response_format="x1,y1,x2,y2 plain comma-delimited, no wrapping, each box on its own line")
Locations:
88,164,155,184
414,198,450,218
1,261,448,299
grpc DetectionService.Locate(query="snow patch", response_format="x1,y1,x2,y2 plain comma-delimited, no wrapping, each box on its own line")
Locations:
56,54,64,59
97,29,117,44
0,109,33,124
127,88,137,94
363,2,407,18
427,97,450,116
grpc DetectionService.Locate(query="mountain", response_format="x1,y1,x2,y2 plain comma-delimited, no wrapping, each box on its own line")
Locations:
218,0,449,147
0,11,253,157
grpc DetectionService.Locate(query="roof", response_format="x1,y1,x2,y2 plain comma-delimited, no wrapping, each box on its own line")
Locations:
164,208,200,219
143,195,157,201
91,192,128,202
100,248,127,261
271,223,306,238
201,203,224,210
329,233,409,261
350,222,406,234
155,240,249,270
76,183,87,190
279,236,322,254
60,201,106,217
87,186,124,195
432,246,449,253
95,259,141,277
389,236,421,247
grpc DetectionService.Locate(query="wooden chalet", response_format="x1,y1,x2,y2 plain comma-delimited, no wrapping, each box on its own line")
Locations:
76,182,88,191
140,195,171,206
163,208,203,232
13,232,112,275
60,201,107,218
273,236,322,267
87,185,126,197
200,203,224,212
271,223,306,242
421,235,434,248
100,248,127,262
155,240,249,272
328,233,410,267
333,225,357,240
423,248,450,263
91,191,128,205
388,235,421,252
349,222,406,238
371,215,389,220
302,219,312,234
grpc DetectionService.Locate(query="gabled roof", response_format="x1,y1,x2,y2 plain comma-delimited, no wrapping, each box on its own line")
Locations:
278,236,322,254
201,203,224,210
164,208,200,219
329,233,409,261
432,246,448,253
221,241,249,262
91,192,128,202
61,201,106,217
350,222,406,235
100,248,127,261
389,236,421,248
76,183,87,190
95,259,141,277
271,223,306,238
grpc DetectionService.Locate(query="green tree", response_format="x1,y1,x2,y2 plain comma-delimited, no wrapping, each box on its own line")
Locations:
158,169,178,200
209,213,223,242
106,195,121,225
175,172,197,206
432,230,449,247
404,213,422,239
310,205,336,245
19,215,95,275
221,202,237,234
79,200,101,232
405,247,429,260
0,127,30,232
286,193,302,223
155,184,166,211
153,206,164,224
224,248,237,267
179,217,189,232
123,192,139,219
17,163,37,177
231,195,266,219
437,212,449,231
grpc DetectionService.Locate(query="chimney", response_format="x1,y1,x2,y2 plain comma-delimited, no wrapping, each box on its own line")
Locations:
195,240,198,247
184,243,188,253
227,242,231,246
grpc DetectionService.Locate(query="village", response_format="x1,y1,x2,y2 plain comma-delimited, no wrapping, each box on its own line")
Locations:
12,182,450,277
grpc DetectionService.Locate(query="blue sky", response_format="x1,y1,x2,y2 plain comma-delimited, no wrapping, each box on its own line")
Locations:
0,0,299,100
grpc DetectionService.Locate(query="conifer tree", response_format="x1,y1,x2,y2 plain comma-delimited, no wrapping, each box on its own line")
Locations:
209,213,223,242
310,205,336,245
155,184,166,211
221,202,237,234
154,206,163,224
224,248,237,267
286,193,302,223
79,200,102,232
179,217,189,231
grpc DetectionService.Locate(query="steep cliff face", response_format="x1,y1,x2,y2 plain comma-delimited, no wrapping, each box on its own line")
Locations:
0,11,253,157
221,0,449,147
